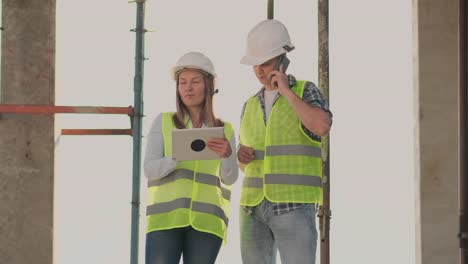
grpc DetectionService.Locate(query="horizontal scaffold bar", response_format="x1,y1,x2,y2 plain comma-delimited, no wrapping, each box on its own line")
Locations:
61,129,133,136
0,104,134,115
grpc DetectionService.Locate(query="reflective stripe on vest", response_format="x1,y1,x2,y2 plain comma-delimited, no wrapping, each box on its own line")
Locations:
148,169,231,201
265,174,322,186
266,145,321,157
243,174,322,188
146,198,228,226
243,177,263,188
252,145,321,160
254,150,265,160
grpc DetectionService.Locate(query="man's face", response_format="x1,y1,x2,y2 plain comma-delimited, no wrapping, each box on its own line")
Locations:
253,57,277,86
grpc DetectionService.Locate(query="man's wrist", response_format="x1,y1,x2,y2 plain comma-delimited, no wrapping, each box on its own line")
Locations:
281,85,296,100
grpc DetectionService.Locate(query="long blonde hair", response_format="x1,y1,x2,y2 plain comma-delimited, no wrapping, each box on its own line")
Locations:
173,71,223,129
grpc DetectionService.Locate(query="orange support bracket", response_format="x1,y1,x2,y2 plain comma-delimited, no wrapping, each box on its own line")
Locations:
61,129,132,136
0,104,134,115
0,104,135,136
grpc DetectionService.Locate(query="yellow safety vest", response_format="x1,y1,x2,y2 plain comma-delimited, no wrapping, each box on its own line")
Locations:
240,80,323,206
146,112,234,242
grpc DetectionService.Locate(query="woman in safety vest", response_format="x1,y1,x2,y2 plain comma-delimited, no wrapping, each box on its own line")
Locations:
143,52,238,264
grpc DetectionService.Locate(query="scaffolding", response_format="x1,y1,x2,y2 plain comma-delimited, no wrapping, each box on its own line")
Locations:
0,1,146,263
459,0,467,263
0,1,330,263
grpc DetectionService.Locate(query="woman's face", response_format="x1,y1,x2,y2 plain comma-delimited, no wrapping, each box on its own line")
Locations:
177,69,206,109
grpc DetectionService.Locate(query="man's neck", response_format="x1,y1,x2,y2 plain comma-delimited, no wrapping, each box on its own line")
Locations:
264,84,278,91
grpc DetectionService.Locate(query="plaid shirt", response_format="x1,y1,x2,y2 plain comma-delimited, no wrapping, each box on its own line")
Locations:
240,74,332,215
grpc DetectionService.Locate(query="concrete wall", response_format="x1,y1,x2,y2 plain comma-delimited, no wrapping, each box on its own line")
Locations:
0,1,55,263
414,0,460,263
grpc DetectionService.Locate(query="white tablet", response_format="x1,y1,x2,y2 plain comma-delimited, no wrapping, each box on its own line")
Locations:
172,127,224,161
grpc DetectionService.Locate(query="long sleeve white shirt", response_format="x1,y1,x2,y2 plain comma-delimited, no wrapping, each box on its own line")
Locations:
143,113,239,185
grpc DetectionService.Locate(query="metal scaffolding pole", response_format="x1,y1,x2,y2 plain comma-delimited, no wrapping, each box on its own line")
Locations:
318,1,330,264
267,0,274,19
459,0,467,263
130,0,146,263
0,2,146,262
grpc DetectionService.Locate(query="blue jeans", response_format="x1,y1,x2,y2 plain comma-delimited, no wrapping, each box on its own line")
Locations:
240,200,318,264
145,226,222,264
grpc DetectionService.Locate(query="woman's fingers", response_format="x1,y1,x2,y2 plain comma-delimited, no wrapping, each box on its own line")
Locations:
207,137,226,144
207,138,231,158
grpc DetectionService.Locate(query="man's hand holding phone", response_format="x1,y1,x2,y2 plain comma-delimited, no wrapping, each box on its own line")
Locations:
268,55,290,95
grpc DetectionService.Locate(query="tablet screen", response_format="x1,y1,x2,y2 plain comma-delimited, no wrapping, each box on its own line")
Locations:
172,127,224,161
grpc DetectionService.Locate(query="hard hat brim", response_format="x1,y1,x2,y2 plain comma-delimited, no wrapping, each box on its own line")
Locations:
240,46,293,66
171,65,217,80
240,55,264,66
240,53,284,66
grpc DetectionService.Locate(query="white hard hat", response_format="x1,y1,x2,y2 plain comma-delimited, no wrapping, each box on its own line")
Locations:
171,52,217,80
241,19,295,66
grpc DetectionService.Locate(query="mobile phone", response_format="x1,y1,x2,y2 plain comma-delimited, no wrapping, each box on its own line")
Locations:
274,54,290,72
271,54,290,87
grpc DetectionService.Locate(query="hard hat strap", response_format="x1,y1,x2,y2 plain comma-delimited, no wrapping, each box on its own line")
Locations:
283,45,295,52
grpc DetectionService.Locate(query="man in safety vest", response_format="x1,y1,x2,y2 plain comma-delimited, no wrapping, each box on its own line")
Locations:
237,19,333,264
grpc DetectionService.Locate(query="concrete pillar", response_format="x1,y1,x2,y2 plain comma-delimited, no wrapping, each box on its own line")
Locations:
0,1,55,263
414,0,460,263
